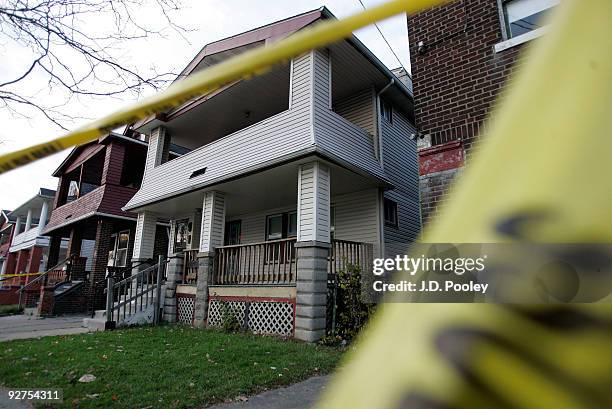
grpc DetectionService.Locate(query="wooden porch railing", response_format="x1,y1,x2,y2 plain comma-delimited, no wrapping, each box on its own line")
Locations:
184,250,199,284
213,238,296,285
329,239,373,275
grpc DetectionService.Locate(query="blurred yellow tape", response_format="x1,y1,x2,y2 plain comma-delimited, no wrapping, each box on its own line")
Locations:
0,0,448,175
317,0,612,408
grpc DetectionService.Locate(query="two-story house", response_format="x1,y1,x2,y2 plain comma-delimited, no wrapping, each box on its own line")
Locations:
35,132,170,315
2,189,65,288
408,0,559,225
112,8,421,342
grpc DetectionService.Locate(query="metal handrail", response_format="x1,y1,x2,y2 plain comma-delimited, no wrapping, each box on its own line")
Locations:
17,254,74,293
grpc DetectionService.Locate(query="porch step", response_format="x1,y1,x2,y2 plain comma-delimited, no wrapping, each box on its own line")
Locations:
23,307,39,317
83,317,107,331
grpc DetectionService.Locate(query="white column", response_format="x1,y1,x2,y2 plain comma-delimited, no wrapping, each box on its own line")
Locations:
1,259,7,274
295,160,331,342
144,126,169,178
25,209,33,232
297,161,331,243
199,192,225,253
132,212,158,261
39,201,49,230
15,217,22,236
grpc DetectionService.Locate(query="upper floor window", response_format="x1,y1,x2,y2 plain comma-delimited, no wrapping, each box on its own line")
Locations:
502,0,559,39
380,99,393,124
384,198,398,228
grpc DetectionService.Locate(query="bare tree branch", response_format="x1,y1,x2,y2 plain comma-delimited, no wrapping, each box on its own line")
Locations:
0,0,192,130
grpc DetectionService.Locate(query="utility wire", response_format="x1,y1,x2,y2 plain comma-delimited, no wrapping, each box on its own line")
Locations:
356,0,408,73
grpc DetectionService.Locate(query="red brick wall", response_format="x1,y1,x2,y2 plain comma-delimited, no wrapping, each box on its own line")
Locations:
408,0,527,225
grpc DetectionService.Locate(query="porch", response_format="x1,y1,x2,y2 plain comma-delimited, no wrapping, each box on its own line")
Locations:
182,238,373,286
129,157,382,341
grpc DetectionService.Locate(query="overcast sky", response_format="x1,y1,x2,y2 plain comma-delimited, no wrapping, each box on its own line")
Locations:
0,0,410,210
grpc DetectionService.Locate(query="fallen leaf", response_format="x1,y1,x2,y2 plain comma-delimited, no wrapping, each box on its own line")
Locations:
78,374,96,383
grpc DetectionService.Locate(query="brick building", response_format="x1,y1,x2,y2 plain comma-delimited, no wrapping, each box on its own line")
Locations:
36,132,170,314
408,0,559,225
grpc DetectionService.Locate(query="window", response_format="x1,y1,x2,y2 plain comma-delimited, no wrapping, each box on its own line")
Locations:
501,0,559,38
380,99,392,123
174,219,192,252
266,211,298,241
384,198,398,228
266,214,284,240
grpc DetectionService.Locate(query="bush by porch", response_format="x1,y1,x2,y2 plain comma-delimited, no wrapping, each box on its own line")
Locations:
0,325,342,409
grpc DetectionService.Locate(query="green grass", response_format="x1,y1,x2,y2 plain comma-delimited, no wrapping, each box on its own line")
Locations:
0,304,22,316
0,326,343,408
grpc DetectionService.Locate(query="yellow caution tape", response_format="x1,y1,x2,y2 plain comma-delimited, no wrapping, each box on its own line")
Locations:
317,0,612,408
0,0,448,175
0,273,43,278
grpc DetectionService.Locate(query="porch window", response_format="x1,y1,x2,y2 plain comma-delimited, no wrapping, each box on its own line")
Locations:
266,214,284,240
107,230,130,267
174,219,192,252
384,198,398,228
501,0,559,38
266,212,297,240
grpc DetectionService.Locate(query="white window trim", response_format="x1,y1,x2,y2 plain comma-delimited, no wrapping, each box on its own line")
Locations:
494,26,548,53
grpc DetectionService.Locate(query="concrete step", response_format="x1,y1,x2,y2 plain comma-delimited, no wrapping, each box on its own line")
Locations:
23,307,39,317
83,317,106,331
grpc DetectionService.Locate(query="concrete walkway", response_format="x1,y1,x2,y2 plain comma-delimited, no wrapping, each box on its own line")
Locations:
0,388,33,409
0,314,89,342
205,375,330,409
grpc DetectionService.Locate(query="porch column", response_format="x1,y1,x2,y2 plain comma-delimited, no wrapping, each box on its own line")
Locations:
295,161,331,342
14,217,21,236
193,191,225,328
25,209,32,232
163,253,184,323
131,211,158,271
144,127,170,177
46,235,62,270
39,201,49,230
90,219,114,309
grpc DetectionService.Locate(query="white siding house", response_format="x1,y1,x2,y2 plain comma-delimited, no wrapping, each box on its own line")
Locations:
120,8,420,341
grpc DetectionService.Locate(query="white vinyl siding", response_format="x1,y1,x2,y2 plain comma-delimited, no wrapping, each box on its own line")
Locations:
297,161,330,243
199,191,226,252
332,189,381,257
381,107,422,258
311,50,387,181
333,88,376,137
126,52,316,210
133,212,157,259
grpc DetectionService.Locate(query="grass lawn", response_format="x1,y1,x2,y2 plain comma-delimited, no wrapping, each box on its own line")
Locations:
0,326,343,408
0,304,22,316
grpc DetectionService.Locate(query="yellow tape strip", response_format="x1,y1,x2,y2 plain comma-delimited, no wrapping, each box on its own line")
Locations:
0,0,448,175
317,0,612,408
0,273,42,278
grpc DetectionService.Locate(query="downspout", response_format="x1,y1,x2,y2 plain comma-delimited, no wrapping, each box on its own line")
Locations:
375,78,394,259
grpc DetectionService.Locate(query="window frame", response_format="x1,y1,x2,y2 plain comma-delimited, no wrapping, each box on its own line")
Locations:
380,98,393,124
497,0,558,41
173,218,192,252
383,198,399,228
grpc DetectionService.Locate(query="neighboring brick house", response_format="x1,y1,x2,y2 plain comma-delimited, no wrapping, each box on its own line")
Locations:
0,210,17,304
408,0,559,225
0,189,67,305
37,132,170,314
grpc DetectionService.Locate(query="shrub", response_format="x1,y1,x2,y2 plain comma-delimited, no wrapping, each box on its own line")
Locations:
324,263,375,345
219,301,241,332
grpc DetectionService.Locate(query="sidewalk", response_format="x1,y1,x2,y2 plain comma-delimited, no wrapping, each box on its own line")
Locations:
0,314,88,342
205,375,330,409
